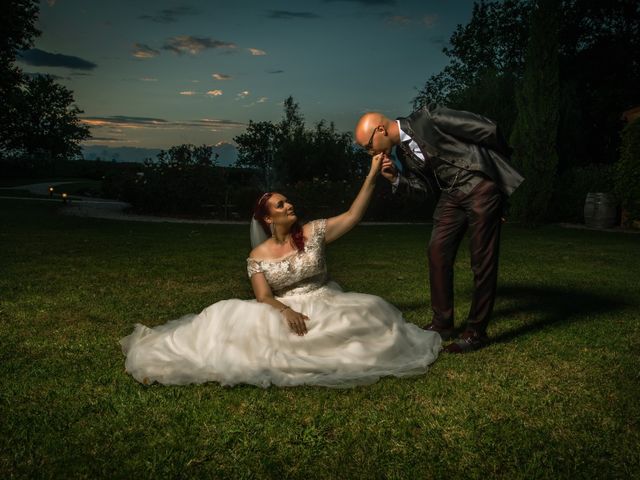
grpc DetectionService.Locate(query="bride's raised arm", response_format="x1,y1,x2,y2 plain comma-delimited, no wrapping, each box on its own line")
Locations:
324,153,383,244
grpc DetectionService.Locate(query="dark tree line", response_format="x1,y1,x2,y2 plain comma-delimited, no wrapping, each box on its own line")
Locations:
413,0,640,222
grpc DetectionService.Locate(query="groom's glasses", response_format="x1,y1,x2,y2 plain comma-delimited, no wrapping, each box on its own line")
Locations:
364,125,382,154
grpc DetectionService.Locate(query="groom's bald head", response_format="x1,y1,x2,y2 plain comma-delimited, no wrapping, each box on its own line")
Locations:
355,112,399,154
355,112,385,143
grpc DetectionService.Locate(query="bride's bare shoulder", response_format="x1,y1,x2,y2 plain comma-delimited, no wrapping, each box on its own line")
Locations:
249,241,272,261
302,220,316,237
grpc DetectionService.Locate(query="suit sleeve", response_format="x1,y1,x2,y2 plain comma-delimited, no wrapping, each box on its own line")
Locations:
394,169,435,200
431,107,512,156
392,145,436,200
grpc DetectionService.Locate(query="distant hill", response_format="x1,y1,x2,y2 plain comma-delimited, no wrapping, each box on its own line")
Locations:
82,143,238,166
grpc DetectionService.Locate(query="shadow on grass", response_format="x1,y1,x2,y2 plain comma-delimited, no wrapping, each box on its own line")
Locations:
490,283,629,344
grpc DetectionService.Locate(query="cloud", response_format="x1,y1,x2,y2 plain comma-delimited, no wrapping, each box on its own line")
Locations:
237,90,250,99
81,115,245,131
422,14,438,27
242,97,268,107
18,48,96,70
212,73,232,80
24,72,68,81
324,0,396,5
198,118,246,130
207,90,223,96
248,48,266,56
85,136,123,142
267,69,284,74
430,35,446,47
179,91,197,95
139,77,158,82
132,43,160,59
81,116,168,129
385,12,438,27
386,15,411,25
267,10,320,19
138,6,199,23
163,36,236,55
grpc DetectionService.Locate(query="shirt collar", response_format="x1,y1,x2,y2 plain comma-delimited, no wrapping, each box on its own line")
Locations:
397,120,412,143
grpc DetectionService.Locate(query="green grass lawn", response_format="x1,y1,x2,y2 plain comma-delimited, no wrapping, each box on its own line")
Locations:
1,199,639,479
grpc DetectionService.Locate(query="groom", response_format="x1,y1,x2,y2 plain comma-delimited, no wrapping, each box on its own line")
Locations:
355,105,524,353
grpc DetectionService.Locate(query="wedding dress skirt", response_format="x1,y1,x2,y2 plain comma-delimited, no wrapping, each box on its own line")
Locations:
120,282,441,388
120,220,441,388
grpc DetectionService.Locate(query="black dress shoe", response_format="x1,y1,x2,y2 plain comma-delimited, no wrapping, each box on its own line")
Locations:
422,323,455,341
443,331,489,354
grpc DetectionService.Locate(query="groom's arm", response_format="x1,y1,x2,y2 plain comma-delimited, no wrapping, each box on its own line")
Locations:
431,106,512,156
386,147,435,200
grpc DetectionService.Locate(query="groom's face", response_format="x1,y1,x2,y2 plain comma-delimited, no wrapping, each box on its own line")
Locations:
359,125,393,156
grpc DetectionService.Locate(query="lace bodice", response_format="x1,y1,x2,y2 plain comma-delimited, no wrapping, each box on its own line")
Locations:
247,219,328,297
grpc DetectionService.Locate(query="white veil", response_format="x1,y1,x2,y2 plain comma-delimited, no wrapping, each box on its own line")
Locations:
250,217,269,249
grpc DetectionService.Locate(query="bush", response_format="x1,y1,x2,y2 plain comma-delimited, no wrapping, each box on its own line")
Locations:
106,144,225,216
269,178,436,223
548,164,615,223
283,178,360,221
614,118,640,225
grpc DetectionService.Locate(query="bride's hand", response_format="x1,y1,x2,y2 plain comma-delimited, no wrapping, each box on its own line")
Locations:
369,153,384,177
283,308,309,336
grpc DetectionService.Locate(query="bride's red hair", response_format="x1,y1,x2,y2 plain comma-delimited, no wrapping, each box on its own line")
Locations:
253,192,305,251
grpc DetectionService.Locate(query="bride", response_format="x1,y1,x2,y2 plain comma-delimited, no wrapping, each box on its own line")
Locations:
120,153,441,388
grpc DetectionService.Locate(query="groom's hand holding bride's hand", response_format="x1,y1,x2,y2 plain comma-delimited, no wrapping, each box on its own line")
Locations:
377,153,397,183
283,308,309,336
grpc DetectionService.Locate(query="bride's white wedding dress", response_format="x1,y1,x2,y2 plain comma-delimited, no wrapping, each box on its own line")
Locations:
120,220,441,388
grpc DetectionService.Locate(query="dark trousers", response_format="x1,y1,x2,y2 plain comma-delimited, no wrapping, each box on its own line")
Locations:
428,179,504,335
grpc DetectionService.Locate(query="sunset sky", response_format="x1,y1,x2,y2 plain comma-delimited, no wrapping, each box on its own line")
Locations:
19,0,476,156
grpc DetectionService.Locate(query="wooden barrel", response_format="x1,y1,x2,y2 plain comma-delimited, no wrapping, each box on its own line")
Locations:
584,192,617,228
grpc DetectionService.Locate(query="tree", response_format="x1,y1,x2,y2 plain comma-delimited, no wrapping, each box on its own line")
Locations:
0,0,40,152
234,120,279,190
413,0,640,170
557,0,640,166
276,96,312,186
234,97,368,188
614,118,640,225
1,0,92,176
508,0,560,223
413,0,531,111
0,0,39,64
308,120,368,181
6,75,90,172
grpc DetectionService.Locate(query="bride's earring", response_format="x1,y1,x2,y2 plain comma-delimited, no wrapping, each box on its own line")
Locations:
270,222,276,237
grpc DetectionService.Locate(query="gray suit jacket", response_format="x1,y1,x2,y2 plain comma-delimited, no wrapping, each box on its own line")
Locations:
395,106,524,197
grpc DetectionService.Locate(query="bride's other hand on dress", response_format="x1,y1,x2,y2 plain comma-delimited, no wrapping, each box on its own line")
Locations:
283,307,309,336
250,271,310,336
324,153,382,243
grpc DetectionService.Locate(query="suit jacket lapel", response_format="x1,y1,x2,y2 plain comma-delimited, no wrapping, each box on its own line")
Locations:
399,113,440,159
